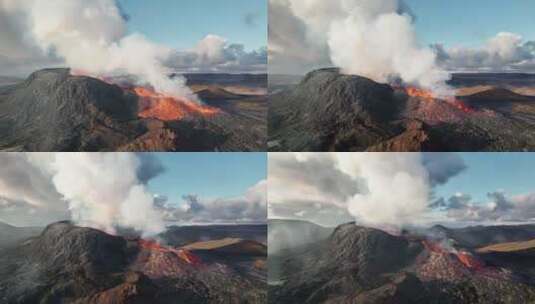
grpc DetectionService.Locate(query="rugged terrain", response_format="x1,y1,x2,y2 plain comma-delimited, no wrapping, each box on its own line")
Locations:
160,224,267,247
0,69,267,152
269,220,535,304
0,221,267,304
269,68,535,151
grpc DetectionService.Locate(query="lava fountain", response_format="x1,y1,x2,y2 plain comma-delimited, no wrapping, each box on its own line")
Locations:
70,69,220,121
138,239,202,266
404,86,474,114
135,87,220,121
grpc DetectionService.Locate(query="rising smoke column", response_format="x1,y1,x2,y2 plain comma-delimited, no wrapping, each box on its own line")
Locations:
0,0,197,101
51,153,165,237
283,0,453,97
335,153,431,227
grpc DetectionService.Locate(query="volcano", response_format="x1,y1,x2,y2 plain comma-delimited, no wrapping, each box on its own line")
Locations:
0,221,267,303
0,69,267,151
269,69,535,151
269,220,535,304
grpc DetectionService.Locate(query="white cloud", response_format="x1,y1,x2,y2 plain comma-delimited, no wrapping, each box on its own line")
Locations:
168,35,267,73
160,180,267,224
437,191,535,223
434,32,535,72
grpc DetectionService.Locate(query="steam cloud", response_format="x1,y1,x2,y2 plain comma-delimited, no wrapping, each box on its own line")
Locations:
270,0,453,96
0,153,165,236
335,153,430,227
268,153,467,227
0,153,265,231
1,0,197,100
51,153,165,237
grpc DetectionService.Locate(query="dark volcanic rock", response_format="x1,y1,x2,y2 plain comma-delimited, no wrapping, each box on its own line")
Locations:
0,221,134,303
269,68,535,152
0,221,267,304
270,222,535,304
0,69,145,151
269,68,403,151
270,223,423,304
0,68,267,152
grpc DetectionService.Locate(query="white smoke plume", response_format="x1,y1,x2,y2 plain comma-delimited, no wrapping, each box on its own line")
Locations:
50,153,165,237
0,0,197,101
268,153,468,227
334,153,430,227
276,0,453,97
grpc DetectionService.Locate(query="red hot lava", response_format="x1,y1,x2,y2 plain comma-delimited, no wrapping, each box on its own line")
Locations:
404,86,474,114
457,251,485,270
422,240,485,271
135,87,220,121
69,70,220,121
405,87,435,101
138,239,202,266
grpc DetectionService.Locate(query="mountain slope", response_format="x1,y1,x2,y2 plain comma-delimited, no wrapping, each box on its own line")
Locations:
269,68,403,151
0,221,266,304
0,68,267,152
0,69,143,151
269,68,535,151
269,223,535,304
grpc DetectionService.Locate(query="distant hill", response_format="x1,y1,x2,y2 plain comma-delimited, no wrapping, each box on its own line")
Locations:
0,221,42,250
159,224,267,247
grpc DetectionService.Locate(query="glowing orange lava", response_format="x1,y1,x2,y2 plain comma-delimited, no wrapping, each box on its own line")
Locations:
138,239,202,266
456,251,485,270
447,99,474,113
405,87,436,101
423,240,485,270
404,86,475,114
135,87,220,121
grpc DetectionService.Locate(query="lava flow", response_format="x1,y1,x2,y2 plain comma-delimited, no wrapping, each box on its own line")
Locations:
404,86,475,114
138,239,202,266
135,87,220,121
456,251,485,270
422,240,486,271
405,87,435,101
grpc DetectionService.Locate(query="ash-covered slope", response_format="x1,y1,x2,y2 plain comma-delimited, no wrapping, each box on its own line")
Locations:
269,68,403,151
269,68,535,152
0,69,143,151
0,68,267,152
0,221,266,304
270,223,535,304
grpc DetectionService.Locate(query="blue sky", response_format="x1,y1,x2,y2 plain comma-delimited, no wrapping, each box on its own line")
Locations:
434,153,535,202
146,153,266,204
117,0,267,50
406,0,535,47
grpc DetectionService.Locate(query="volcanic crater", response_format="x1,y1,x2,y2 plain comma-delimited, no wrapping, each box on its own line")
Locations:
0,68,267,152
269,220,535,304
269,68,535,151
0,221,267,304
